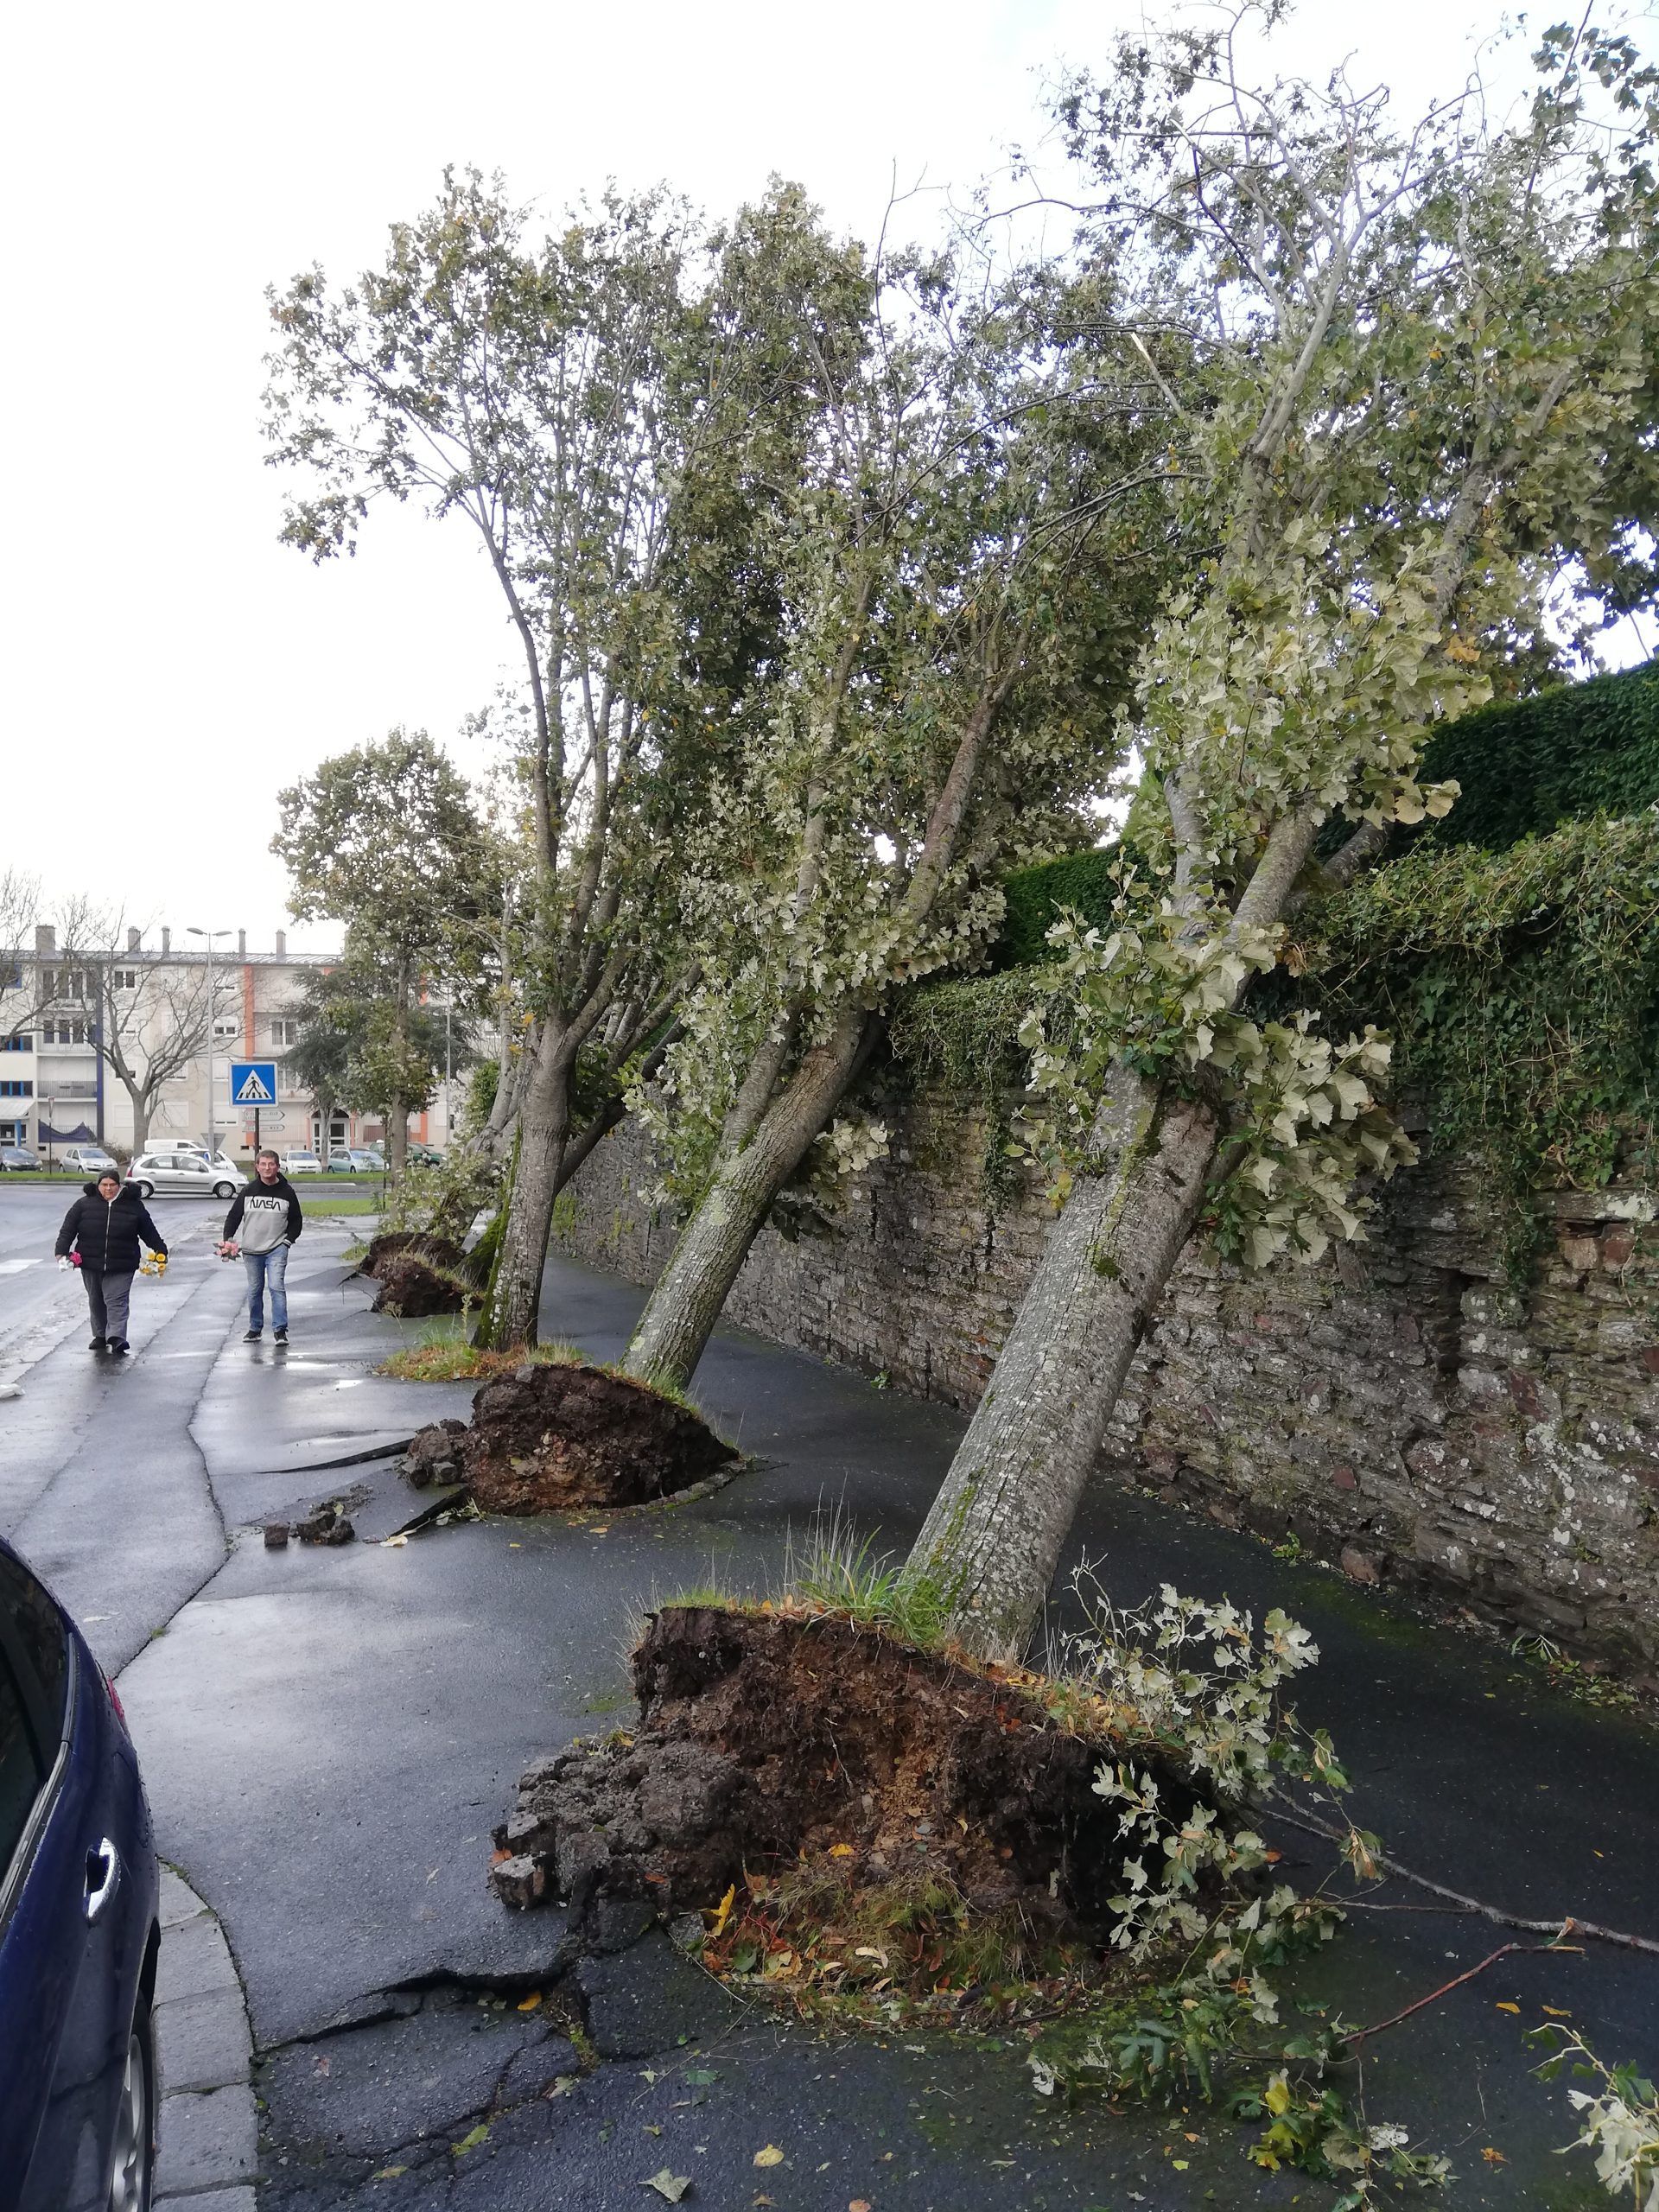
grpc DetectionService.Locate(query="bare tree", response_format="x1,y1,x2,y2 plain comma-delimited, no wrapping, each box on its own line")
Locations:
0,878,114,1048
89,954,238,1158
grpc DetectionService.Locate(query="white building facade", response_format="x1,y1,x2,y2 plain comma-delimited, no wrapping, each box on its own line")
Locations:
0,925,457,1163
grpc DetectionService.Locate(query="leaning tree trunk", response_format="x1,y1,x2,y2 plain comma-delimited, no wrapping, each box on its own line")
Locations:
905,807,1327,1658
622,1006,871,1390
387,959,411,1179
904,1064,1222,1660
474,1025,573,1350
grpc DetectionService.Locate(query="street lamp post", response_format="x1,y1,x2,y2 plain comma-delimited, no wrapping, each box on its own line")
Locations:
187,927,234,1154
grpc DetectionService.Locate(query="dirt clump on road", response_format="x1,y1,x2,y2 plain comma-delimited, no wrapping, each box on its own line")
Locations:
360,1231,474,1319
490,1605,1191,1964
407,1363,736,1514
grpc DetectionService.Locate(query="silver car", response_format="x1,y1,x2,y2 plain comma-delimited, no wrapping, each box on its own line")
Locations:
130,1149,242,1199
62,1145,118,1178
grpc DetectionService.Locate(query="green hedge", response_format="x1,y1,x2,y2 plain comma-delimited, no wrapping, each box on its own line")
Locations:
991,659,1659,968
995,847,1121,967
1416,655,1659,851
904,812,1659,1223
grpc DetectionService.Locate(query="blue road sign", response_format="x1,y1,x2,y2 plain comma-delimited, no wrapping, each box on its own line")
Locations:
230,1060,277,1107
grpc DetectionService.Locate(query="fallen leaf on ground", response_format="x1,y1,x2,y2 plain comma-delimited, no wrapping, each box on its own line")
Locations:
707,1884,736,1938
371,2169,406,2181
1541,2005,1573,2018
850,2201,873,2211
451,2124,490,2155
753,2145,785,2168
1482,2147,1508,2164
642,2171,692,2202
830,1843,855,1859
517,1991,541,2011
382,1534,409,1548
1495,2001,1522,2015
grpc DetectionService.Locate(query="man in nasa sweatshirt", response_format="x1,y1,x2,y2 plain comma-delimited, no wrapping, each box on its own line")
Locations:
219,1147,304,1343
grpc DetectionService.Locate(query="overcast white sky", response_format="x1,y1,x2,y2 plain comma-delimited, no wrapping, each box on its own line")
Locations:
1,0,1602,951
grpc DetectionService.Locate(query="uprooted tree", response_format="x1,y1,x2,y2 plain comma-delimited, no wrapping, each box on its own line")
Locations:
903,10,1659,1657
267,174,882,1348
618,243,1184,1390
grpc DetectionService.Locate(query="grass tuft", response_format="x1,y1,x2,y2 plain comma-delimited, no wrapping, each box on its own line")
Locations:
376,1319,717,1427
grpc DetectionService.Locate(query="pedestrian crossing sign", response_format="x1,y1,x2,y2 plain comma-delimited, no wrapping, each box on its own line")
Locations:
230,1060,277,1106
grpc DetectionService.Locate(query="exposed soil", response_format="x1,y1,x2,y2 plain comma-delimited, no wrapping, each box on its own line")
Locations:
407,1363,737,1514
491,1605,1200,1949
360,1231,473,1319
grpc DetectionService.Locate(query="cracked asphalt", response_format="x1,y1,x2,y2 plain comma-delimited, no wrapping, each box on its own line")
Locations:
0,1181,1653,2209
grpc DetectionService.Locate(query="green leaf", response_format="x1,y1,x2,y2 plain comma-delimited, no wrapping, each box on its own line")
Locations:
641,2170,693,2202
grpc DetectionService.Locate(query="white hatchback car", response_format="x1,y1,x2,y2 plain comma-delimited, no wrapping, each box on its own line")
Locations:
61,1145,119,1178
130,1149,243,1199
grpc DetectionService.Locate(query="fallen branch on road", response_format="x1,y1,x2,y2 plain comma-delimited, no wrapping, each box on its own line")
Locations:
1274,1806,1659,1959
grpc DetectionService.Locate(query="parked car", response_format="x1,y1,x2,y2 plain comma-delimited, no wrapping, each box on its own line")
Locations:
0,1535,160,2210
128,1150,241,1200
405,1142,442,1167
281,1150,322,1177
325,1148,380,1175
0,1146,42,1173
61,1147,118,1179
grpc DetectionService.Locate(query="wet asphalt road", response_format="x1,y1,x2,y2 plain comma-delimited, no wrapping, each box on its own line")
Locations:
0,1186,1652,2209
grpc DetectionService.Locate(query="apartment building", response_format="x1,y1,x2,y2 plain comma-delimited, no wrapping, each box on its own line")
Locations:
0,925,454,1161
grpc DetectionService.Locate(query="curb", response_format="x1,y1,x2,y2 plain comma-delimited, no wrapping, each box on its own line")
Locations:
152,1866,257,2209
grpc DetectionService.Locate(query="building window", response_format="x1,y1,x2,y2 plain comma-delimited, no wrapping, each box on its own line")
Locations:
113,969,137,991
0,1034,29,1052
43,969,88,1003
213,1017,240,1040
0,1082,34,1098
269,1017,302,1048
41,1020,89,1046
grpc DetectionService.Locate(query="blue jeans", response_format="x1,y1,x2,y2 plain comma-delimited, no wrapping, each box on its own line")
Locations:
243,1244,289,1332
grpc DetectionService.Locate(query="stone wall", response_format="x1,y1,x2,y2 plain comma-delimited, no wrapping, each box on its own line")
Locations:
558,1096,1659,1674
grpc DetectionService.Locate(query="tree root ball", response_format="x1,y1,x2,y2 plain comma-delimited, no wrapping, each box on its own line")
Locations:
410,1363,737,1513
361,1230,467,1279
361,1232,472,1319
491,1605,1199,1942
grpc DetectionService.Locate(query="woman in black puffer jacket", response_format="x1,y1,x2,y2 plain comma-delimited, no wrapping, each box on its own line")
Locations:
54,1173,168,1354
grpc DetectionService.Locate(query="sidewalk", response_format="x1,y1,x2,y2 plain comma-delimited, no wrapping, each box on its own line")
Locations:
90,1237,1659,2207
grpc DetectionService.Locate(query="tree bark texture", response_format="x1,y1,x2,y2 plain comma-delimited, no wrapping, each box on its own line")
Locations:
622,1006,871,1389
387,958,411,1179
905,1065,1222,1660
476,1026,572,1348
